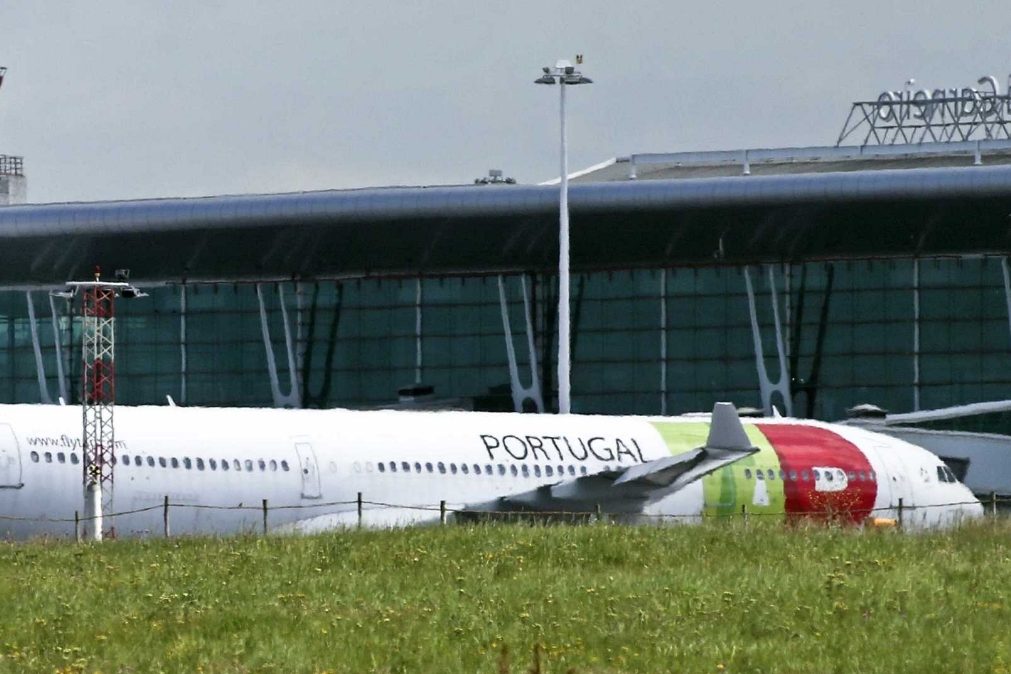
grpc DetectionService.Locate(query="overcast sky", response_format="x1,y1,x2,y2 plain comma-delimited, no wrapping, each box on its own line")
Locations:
2,1,1011,203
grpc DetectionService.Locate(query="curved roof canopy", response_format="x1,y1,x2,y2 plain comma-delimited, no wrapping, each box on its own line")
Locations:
1,164,1011,285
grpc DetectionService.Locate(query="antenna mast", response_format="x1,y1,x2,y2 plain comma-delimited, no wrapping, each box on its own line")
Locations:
58,269,145,541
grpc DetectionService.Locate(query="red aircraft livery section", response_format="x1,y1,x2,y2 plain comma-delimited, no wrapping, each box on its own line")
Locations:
756,423,878,523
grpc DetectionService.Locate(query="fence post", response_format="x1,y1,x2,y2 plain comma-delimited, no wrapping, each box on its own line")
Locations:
163,495,170,538
357,492,363,528
262,499,268,535
991,491,998,518
74,510,81,543
897,498,904,529
595,503,602,523
439,500,447,525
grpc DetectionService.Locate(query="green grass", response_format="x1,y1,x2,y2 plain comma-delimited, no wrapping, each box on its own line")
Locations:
2,520,1011,673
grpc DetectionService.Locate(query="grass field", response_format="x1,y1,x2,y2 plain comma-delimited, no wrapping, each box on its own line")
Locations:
2,520,1011,673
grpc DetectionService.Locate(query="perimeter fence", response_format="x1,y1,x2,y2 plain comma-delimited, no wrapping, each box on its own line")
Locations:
0,492,1002,541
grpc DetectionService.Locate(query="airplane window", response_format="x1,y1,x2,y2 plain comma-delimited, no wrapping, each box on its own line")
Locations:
281,460,289,472
270,460,278,471
171,458,180,469
801,470,809,481
744,468,752,480
111,456,117,466
30,451,38,463
813,469,820,480
147,457,155,467
787,470,796,481
567,465,575,476
450,464,458,475
122,455,130,466
534,465,542,477
767,469,775,480
546,466,554,477
521,465,530,477
402,461,410,472
870,471,876,481
44,452,52,463
438,462,446,474
244,460,253,471
460,464,468,474
847,471,856,481
258,460,267,471
57,452,66,464
498,464,506,475
825,471,833,482
425,462,433,473
70,453,79,465
945,467,958,482
389,461,397,473
580,466,588,475
857,471,866,481
208,458,216,470
378,462,386,473
221,459,229,471
755,470,764,480
510,465,518,477
234,459,242,471
196,458,205,471
778,470,785,480
183,458,192,470
475,464,483,475
937,466,948,483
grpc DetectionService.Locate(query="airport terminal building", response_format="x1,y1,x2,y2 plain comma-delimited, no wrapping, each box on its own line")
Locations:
3,79,1011,434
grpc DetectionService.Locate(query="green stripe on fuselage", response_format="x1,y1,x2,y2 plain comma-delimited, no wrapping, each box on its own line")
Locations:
649,422,785,519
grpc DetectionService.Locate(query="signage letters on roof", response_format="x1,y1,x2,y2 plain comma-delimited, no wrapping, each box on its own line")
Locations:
837,74,1011,145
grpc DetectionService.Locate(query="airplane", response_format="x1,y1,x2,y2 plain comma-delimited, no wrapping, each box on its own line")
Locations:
0,401,983,539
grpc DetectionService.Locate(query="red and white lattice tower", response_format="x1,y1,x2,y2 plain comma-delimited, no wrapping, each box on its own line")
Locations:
78,275,119,541
61,270,143,542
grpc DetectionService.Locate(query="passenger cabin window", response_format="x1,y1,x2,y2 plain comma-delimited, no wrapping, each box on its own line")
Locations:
147,457,155,467
244,460,253,471
30,451,38,463
221,459,229,471
281,460,290,472
70,453,79,465
57,452,66,464
438,462,446,474
744,468,752,480
378,462,386,473
171,458,179,469
196,458,205,471
425,462,433,473
183,458,192,470
209,458,217,470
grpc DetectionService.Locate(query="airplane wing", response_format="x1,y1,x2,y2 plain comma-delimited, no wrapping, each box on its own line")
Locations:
454,402,758,519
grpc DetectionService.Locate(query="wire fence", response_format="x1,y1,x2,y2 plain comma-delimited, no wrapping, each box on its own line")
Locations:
0,491,1003,541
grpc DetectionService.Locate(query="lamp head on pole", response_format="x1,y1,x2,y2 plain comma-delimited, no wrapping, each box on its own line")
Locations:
534,57,593,86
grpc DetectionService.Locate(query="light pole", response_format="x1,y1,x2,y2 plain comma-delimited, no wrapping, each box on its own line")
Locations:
535,56,591,414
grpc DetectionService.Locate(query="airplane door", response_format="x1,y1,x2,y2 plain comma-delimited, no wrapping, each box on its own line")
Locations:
0,424,22,488
294,442,322,499
872,442,912,513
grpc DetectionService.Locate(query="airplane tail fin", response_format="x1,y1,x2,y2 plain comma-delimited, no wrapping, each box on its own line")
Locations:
706,402,754,452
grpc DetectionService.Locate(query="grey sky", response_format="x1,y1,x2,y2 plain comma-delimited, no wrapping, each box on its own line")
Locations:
2,1,1010,203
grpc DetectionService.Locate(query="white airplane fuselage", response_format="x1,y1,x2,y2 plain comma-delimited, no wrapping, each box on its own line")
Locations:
0,404,983,539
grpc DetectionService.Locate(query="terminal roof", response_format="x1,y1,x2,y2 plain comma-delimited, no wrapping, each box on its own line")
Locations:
1,144,1011,285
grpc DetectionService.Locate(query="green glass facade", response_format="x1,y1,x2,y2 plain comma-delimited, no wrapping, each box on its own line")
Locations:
3,255,1010,427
